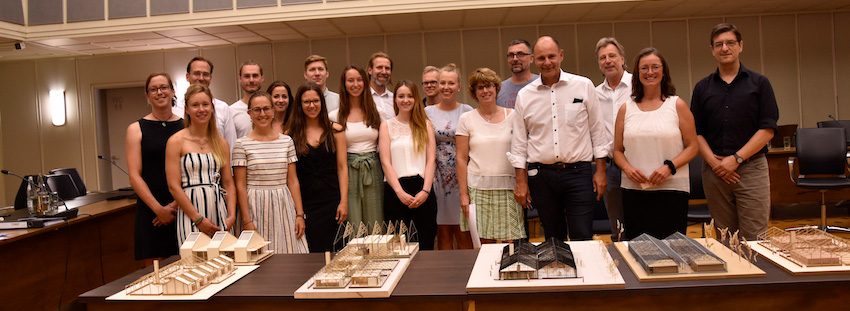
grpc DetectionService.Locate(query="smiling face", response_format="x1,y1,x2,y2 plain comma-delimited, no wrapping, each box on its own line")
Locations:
507,43,533,74
711,31,743,66
422,70,439,98
597,43,625,81
438,71,460,102
394,85,415,114
368,57,392,88
239,64,264,94
344,69,365,97
474,82,497,106
186,92,213,124
533,37,564,83
270,86,290,114
637,54,664,88
304,61,329,89
146,75,174,109
186,60,212,86
300,90,322,120
248,95,274,128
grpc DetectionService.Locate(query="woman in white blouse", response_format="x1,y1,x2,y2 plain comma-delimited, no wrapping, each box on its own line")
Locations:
613,47,697,240
378,80,438,250
457,68,525,244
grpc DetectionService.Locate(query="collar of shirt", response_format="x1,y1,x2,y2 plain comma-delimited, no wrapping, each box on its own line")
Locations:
530,69,577,89
711,62,751,84
370,86,391,97
600,71,632,91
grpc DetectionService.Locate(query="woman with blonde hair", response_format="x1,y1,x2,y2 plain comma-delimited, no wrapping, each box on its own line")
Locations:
165,84,237,243
425,63,474,249
457,68,525,244
378,80,437,250
329,65,385,226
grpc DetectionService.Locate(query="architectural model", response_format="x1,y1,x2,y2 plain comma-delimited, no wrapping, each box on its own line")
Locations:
498,238,577,280
179,231,274,265
757,227,850,267
628,233,727,275
308,221,418,290
124,255,235,295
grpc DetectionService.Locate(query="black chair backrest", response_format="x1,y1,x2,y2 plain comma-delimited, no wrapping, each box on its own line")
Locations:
796,128,847,175
49,168,86,196
45,174,80,200
688,154,705,200
817,120,850,146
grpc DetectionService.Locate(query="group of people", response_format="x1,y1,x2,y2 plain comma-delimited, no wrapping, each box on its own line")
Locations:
127,22,779,265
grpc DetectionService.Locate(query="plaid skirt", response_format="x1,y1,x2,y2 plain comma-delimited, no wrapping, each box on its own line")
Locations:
460,188,526,240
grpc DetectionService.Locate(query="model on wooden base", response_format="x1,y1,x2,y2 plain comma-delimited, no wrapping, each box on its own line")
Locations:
628,232,727,275
497,238,577,280
179,231,274,266
757,226,850,267
124,255,235,296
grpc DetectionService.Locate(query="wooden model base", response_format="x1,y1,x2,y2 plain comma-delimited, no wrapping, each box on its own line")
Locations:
106,265,259,301
747,241,850,275
234,250,274,266
614,238,765,282
293,243,419,299
466,240,625,292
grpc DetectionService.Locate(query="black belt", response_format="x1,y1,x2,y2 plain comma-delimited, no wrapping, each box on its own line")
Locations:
528,161,590,170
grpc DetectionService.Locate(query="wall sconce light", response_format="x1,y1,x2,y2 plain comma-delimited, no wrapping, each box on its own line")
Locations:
49,90,66,126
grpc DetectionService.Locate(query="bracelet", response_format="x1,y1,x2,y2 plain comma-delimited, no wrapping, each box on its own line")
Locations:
664,160,677,175
420,189,430,194
243,221,253,225
192,216,205,227
295,214,305,219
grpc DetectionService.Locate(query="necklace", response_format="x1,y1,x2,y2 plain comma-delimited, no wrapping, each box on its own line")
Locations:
478,107,498,122
152,112,173,127
187,134,209,150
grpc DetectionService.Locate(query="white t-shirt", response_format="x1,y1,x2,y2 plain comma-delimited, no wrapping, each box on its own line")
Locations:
229,100,251,138
456,109,516,190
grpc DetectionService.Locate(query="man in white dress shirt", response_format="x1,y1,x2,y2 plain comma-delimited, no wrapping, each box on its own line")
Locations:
173,57,238,153
368,52,395,120
510,36,610,241
304,55,339,113
594,37,632,241
230,60,264,138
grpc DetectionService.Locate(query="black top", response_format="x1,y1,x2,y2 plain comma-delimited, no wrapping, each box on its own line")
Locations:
690,63,779,156
296,139,341,252
134,118,183,260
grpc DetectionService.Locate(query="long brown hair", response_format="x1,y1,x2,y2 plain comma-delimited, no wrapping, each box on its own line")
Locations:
286,83,338,156
631,47,676,103
337,65,382,129
184,84,227,165
394,80,429,154
266,81,292,126
145,72,175,107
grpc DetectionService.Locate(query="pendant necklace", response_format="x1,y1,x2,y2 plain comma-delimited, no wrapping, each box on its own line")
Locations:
153,113,173,127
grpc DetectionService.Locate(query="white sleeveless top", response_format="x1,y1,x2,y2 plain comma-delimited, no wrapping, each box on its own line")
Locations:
388,118,427,178
621,95,689,192
329,109,380,153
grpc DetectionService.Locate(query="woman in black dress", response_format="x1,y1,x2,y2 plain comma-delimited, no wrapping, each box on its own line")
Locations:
126,72,184,265
286,83,348,252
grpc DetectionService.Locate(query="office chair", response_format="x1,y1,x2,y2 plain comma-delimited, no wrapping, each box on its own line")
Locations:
788,127,850,232
817,120,850,146
49,168,86,196
45,174,80,200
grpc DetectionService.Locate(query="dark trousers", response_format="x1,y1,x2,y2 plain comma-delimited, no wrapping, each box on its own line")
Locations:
622,189,689,240
527,162,595,241
384,176,437,250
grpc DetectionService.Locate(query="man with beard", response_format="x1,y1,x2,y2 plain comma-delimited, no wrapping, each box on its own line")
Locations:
230,60,264,138
422,66,440,106
498,39,538,108
368,52,395,120
173,57,238,152
304,55,339,112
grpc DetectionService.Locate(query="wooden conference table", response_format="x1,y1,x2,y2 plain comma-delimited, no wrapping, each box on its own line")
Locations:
80,245,850,311
0,191,141,311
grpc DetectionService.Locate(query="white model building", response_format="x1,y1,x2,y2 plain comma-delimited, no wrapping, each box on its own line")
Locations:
233,230,274,265
758,226,850,267
208,231,238,259
180,232,212,260
125,254,236,296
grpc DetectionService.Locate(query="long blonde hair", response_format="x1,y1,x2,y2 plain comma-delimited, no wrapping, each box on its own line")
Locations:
184,84,227,165
394,80,429,154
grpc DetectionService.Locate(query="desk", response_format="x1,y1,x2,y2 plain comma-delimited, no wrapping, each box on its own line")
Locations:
0,192,141,311
80,246,850,311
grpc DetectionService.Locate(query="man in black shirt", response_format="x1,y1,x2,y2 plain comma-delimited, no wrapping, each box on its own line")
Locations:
690,23,779,240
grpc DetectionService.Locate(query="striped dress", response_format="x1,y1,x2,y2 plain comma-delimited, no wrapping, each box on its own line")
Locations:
232,134,309,254
177,152,230,245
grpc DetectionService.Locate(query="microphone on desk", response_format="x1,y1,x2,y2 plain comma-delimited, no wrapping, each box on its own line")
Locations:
1,169,40,188
97,155,129,175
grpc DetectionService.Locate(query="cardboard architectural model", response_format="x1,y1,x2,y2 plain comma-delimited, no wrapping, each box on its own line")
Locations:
757,227,850,267
179,231,274,266
124,255,235,295
628,232,727,274
498,238,577,280
310,221,418,289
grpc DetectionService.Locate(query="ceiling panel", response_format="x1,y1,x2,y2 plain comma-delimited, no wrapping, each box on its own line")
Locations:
420,10,463,30
463,8,508,28
501,6,551,26
191,39,232,46
375,13,421,33
539,3,597,24
198,25,249,34
286,20,343,37
330,16,383,35
155,28,206,37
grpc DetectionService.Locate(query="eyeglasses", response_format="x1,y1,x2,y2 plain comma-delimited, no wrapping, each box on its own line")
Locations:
190,71,211,79
639,65,663,73
147,86,171,94
302,99,321,106
712,40,739,50
249,106,273,114
507,52,532,59
422,81,438,87
475,84,495,91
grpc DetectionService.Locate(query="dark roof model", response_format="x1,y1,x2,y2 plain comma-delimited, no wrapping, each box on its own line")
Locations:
501,240,536,259
536,238,576,269
500,240,538,271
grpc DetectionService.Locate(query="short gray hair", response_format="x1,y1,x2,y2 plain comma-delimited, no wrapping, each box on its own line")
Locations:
595,37,627,70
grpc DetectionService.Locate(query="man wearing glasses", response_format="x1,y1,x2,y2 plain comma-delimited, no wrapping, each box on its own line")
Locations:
691,23,779,240
421,66,441,106
173,57,238,153
498,39,538,109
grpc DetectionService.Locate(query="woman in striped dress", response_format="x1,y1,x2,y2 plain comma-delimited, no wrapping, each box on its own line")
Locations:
166,84,236,244
233,91,309,254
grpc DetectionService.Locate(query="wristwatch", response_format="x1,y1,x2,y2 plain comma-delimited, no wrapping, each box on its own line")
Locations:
733,153,744,164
